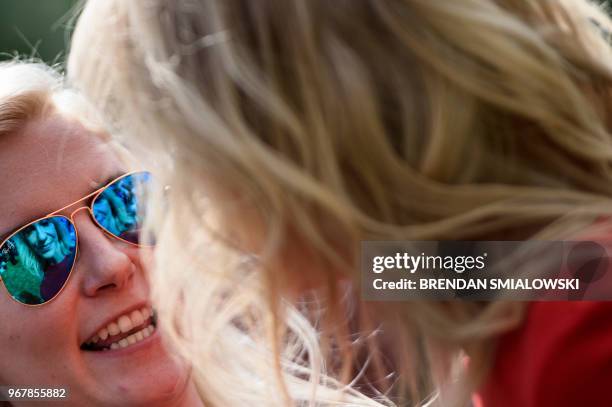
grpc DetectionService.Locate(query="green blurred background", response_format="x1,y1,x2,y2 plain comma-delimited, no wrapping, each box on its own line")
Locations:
0,0,78,65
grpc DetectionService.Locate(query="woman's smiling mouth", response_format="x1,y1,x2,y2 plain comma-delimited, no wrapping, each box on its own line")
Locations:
81,307,157,352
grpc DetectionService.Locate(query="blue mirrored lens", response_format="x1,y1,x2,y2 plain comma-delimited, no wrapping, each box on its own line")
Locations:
92,172,151,244
0,216,76,305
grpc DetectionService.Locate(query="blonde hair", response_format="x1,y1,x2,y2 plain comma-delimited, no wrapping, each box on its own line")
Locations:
0,60,107,137
0,61,61,135
69,0,612,405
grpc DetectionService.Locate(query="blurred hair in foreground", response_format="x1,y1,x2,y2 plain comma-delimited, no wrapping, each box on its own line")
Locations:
69,0,612,405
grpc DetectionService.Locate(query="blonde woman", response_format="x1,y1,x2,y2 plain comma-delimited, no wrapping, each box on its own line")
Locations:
69,0,612,406
0,61,205,406
0,60,378,407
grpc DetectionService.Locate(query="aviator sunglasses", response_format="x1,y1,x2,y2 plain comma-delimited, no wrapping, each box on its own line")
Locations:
0,171,152,306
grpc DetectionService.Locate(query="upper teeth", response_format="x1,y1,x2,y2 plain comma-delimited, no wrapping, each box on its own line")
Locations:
87,307,153,344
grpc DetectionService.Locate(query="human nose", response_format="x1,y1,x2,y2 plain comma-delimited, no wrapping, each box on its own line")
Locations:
72,210,135,296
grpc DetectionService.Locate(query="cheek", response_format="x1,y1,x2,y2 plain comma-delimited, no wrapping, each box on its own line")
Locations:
0,301,39,381
0,294,77,384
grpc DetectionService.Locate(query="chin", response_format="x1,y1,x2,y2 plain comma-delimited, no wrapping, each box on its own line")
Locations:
104,358,190,407
82,331,191,406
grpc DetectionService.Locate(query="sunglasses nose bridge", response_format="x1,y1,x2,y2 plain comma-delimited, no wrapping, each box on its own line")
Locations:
69,206,92,223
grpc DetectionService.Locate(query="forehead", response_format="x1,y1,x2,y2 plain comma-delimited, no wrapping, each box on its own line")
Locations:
0,114,124,233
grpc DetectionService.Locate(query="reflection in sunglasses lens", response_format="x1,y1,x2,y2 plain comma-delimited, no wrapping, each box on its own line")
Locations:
0,216,76,305
92,172,151,245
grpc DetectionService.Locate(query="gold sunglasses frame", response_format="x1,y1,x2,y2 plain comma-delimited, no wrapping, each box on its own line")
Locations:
0,171,152,307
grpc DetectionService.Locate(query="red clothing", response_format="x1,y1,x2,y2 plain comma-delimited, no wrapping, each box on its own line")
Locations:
475,302,612,406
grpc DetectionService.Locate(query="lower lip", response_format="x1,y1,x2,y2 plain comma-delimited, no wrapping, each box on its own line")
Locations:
82,325,161,358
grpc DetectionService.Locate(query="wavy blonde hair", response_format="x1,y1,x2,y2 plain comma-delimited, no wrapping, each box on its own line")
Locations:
69,0,612,405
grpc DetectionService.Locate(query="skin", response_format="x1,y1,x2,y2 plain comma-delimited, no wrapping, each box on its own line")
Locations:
0,113,203,407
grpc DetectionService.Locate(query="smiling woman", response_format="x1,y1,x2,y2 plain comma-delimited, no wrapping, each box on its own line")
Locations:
0,61,204,406
0,61,379,407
